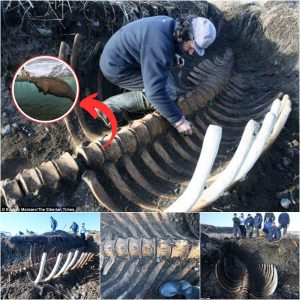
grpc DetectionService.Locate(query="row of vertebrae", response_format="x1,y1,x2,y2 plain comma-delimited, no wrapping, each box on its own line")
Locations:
215,254,278,299
100,212,199,299
1,46,233,210
100,237,200,275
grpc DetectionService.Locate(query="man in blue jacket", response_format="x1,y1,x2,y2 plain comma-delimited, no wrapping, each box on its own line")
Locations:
267,222,281,241
254,212,263,237
263,217,272,236
278,212,290,236
50,216,57,232
70,222,79,235
100,15,216,136
245,213,254,238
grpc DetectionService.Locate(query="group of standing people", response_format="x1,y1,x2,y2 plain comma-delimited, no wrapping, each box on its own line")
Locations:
50,216,87,242
232,212,290,241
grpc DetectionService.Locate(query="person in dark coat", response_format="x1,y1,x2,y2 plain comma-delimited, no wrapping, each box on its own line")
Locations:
278,212,290,236
267,222,281,241
232,213,241,240
70,222,79,235
245,213,254,238
254,212,263,237
263,217,272,236
50,216,57,232
100,15,216,135
264,212,275,222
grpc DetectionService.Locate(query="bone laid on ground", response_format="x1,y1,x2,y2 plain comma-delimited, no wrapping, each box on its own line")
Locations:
165,125,222,212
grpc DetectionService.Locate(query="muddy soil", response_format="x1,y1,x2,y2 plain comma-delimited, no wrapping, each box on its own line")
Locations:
1,1,299,212
1,230,100,299
201,230,299,299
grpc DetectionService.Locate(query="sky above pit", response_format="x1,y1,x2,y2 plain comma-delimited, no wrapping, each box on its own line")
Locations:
0,212,100,235
201,212,300,231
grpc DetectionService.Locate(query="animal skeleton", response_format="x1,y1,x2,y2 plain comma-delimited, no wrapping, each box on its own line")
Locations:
1,32,291,211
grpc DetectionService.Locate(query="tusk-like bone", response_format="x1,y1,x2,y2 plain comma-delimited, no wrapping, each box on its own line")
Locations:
192,119,259,211
264,95,292,151
269,98,282,118
71,252,86,270
34,252,47,284
43,253,63,282
165,125,222,212
53,251,73,278
63,249,79,274
231,111,277,185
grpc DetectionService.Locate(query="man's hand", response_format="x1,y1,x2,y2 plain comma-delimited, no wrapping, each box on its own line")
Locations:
174,53,185,68
173,116,193,136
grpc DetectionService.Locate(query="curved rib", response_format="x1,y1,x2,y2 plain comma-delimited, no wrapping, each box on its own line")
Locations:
82,170,121,212
193,119,259,211
165,125,222,212
231,111,277,185
264,95,292,151
63,250,79,274
43,253,63,281
34,252,47,284
53,251,73,278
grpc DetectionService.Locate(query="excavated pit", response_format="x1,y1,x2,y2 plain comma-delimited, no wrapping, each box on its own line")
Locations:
1,1,299,211
1,230,100,299
201,227,299,299
100,213,200,299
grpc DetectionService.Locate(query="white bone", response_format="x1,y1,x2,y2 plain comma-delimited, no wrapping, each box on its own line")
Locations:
34,252,47,284
43,253,63,282
53,251,73,278
63,250,79,274
267,265,278,295
232,111,277,184
165,125,222,212
71,252,86,270
193,119,259,211
264,95,292,151
269,98,282,118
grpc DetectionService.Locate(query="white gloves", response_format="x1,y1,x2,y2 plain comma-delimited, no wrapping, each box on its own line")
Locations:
173,116,193,136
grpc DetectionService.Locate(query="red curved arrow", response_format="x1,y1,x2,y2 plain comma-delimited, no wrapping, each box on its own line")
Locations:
80,93,118,148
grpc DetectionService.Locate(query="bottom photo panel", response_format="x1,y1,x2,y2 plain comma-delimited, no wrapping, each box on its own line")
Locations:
100,213,200,299
200,212,299,300
1,212,100,299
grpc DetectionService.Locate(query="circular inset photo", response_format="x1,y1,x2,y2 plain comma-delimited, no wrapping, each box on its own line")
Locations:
12,55,79,123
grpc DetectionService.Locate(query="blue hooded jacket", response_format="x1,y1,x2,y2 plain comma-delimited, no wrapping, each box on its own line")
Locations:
254,213,263,228
278,213,290,226
70,222,79,234
263,220,272,231
268,225,281,241
100,16,183,124
51,218,57,230
245,216,254,227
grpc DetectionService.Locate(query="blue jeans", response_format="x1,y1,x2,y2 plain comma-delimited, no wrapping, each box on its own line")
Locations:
233,226,241,238
103,70,177,123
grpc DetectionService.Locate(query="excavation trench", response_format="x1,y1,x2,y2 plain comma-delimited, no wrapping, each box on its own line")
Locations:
201,232,299,299
1,230,100,299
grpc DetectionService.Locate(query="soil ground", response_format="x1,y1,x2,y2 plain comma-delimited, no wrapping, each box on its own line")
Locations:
1,230,100,299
